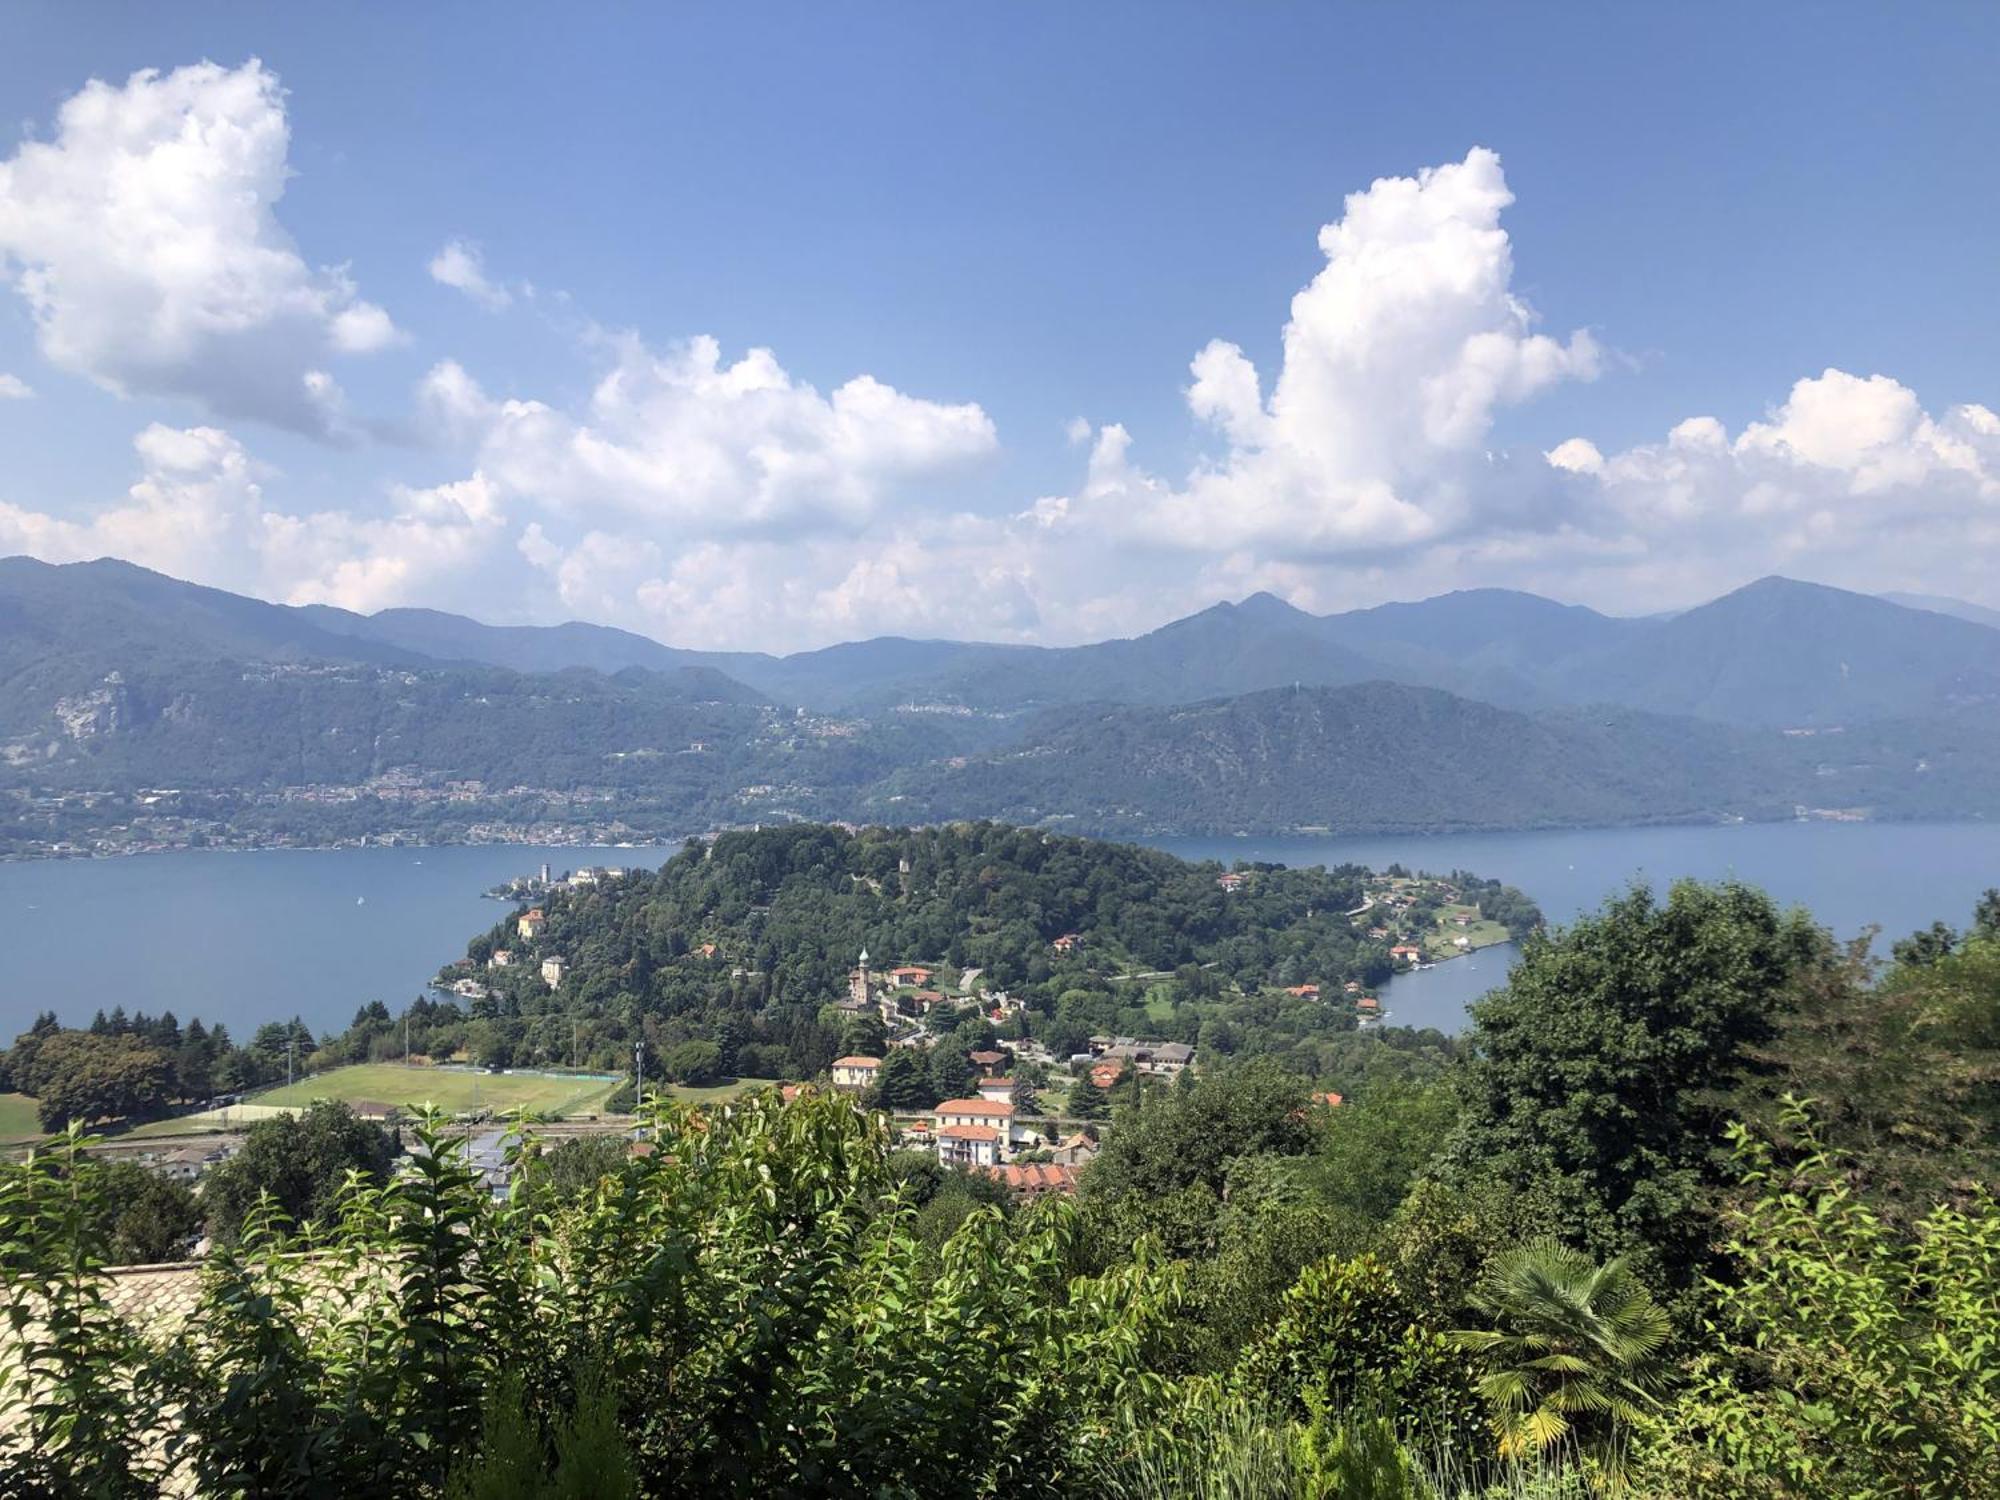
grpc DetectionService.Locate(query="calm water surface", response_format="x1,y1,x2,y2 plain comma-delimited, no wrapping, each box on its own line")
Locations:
1154,821,2000,1033
0,845,632,1037
1,822,1995,1039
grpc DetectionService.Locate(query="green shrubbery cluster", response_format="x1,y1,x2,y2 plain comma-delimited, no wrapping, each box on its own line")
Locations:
3,875,1997,1496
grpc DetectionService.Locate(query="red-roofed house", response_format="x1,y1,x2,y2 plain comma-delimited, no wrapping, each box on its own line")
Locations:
1284,983,1321,999
968,1049,1006,1076
1051,933,1081,954
1390,943,1423,964
517,908,546,940
935,1097,1015,1129
1313,1091,1345,1110
937,1123,1003,1168
1089,1062,1123,1091
831,1056,881,1092
983,1162,1080,1196
889,964,933,986
975,1076,1017,1104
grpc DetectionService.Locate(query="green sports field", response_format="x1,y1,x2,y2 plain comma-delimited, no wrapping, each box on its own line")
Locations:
252,1064,625,1118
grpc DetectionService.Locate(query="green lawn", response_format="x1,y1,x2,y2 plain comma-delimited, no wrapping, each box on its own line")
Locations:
253,1064,626,1118
652,1077,781,1105
0,1093,41,1143
120,1111,262,1139
1424,917,1512,958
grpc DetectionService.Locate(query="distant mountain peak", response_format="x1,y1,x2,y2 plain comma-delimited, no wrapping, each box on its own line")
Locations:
1234,589,1307,616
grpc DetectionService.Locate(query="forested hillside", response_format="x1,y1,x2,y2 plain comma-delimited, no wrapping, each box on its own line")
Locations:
420,823,1536,1084
879,683,1803,833
5,557,2000,853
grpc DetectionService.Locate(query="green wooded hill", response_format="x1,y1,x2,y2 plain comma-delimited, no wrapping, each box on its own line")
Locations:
872,683,1814,834
448,822,1538,1081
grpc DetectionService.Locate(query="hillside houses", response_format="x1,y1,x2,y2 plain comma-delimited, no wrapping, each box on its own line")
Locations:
1086,1037,1195,1080
831,1055,881,1092
982,1162,1079,1196
936,1122,1003,1168
933,1097,1025,1169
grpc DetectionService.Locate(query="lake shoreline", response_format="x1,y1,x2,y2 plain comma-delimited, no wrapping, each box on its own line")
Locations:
4,821,1997,1040
0,807,1985,865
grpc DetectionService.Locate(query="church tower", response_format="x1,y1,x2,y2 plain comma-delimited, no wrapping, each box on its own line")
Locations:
849,946,872,1007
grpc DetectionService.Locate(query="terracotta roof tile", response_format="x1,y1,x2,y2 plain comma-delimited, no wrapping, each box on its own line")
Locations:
939,1123,1002,1142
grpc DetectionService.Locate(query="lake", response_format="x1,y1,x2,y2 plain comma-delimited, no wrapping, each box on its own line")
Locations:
0,844,633,1039
0,821,1995,1040
1154,821,2000,1033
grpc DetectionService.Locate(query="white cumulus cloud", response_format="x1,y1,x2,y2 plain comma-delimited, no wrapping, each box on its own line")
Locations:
428,239,513,310
0,59,399,436
0,373,33,399
427,331,997,536
1538,369,2000,604
1048,147,1600,557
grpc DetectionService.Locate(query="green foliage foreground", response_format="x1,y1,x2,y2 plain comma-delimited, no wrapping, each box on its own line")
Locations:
4,876,1999,1498
0,1093,1181,1498
2,1086,1998,1497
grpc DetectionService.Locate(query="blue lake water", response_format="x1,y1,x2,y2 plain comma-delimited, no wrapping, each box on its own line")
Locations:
0,821,1995,1040
0,845,631,1039
1152,821,2000,1033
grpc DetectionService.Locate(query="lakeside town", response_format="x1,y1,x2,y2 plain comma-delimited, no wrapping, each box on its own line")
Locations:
14,860,1526,1204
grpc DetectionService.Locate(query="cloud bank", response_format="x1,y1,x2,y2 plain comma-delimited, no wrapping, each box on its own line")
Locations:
0,425,502,614
1,61,1996,650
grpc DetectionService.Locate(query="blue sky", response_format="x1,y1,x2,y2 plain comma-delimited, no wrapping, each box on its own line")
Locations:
1,4,1996,649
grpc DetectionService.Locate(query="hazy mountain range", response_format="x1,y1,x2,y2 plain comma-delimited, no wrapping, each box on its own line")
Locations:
1,555,1996,847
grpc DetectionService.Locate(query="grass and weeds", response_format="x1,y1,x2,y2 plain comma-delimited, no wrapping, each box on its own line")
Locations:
251,1063,625,1118
0,1093,41,1143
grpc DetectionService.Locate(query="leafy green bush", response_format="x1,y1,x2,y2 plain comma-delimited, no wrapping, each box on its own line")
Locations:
1633,1098,2000,1499
0,1093,1185,1496
1234,1252,1487,1460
